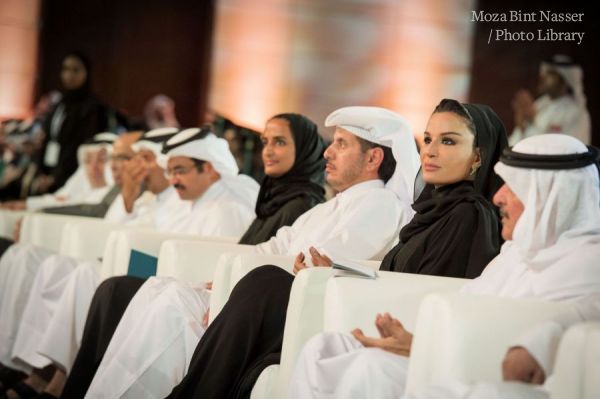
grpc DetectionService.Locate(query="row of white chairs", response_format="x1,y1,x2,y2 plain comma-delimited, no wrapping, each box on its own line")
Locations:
1,210,597,399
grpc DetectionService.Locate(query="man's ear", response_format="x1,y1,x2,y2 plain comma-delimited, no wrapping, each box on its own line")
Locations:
202,161,221,180
203,161,218,176
368,147,385,171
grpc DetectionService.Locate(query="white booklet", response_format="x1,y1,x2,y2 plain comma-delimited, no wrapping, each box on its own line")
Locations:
332,259,378,279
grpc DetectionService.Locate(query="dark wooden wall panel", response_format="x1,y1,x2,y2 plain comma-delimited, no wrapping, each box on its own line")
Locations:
37,0,214,127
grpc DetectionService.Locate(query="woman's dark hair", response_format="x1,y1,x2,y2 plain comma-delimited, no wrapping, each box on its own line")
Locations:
433,99,477,146
356,137,396,183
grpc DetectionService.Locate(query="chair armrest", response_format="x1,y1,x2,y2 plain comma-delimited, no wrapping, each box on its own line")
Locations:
273,267,333,398
406,292,572,395
20,213,93,251
209,253,237,322
208,253,297,325
0,209,29,240
59,219,122,261
99,229,230,279
323,271,466,336
551,322,600,399
251,364,280,399
253,261,394,399
156,239,253,283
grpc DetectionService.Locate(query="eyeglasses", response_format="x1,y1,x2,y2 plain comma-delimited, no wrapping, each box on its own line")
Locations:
83,156,109,164
110,154,133,162
165,166,195,178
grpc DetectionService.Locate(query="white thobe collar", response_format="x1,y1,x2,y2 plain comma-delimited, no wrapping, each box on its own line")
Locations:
335,179,384,205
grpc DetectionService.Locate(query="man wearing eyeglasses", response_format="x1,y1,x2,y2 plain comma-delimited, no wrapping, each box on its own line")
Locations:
158,127,259,236
0,128,259,398
41,133,138,218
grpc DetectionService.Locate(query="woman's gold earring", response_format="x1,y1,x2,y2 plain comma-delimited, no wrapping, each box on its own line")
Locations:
470,164,480,176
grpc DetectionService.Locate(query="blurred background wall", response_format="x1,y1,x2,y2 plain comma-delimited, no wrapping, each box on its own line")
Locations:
0,0,41,120
208,0,476,138
1,0,596,144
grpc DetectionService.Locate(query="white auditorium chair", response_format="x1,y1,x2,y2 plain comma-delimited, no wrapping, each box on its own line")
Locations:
209,252,253,320
404,292,572,396
0,209,29,239
551,322,600,399
156,239,254,284
155,241,296,323
58,218,122,262
98,229,239,280
210,252,296,322
19,212,98,251
17,213,124,264
323,271,467,336
257,263,442,399
250,267,334,399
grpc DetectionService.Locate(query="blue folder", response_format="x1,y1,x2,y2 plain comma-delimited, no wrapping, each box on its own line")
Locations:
127,249,158,279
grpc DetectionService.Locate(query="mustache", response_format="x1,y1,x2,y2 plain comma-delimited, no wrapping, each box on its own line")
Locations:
173,183,186,190
499,208,508,219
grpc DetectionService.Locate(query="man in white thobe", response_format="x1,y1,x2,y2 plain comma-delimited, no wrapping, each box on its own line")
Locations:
0,134,120,373
160,128,259,237
289,134,600,399
83,106,421,399
0,131,175,396
41,128,260,372
9,128,185,373
510,55,591,145
4,127,259,397
0,132,116,212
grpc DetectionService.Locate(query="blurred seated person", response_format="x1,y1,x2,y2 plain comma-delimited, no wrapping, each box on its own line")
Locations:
0,92,62,201
143,94,180,130
1,133,115,211
510,54,591,145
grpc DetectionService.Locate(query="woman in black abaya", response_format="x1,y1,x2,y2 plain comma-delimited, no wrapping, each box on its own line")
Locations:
35,52,110,194
377,100,506,277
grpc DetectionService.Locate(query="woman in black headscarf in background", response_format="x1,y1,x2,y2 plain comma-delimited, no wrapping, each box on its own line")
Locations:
58,113,326,399
239,113,326,243
35,51,111,194
163,99,508,399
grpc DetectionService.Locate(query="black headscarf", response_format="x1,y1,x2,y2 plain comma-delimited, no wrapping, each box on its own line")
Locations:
60,51,93,104
40,51,109,192
380,102,508,278
463,103,508,200
254,113,326,218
